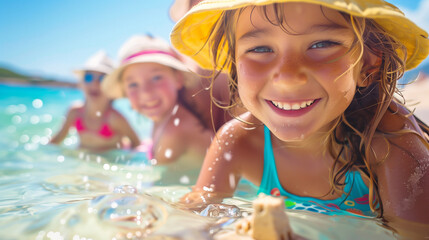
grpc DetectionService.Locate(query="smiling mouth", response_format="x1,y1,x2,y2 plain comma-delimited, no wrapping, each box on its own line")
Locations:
142,100,161,108
270,99,316,110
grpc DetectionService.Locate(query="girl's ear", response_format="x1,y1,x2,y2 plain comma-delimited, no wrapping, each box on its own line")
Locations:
358,50,382,87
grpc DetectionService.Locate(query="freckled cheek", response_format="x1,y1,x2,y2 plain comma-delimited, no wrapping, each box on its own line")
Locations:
237,58,272,83
125,90,139,108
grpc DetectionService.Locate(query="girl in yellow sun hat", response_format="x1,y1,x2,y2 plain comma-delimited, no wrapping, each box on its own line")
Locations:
171,0,429,237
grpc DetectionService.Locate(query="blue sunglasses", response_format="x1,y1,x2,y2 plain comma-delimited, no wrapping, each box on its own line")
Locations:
84,72,105,83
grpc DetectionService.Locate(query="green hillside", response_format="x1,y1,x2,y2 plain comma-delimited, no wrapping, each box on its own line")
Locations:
0,67,29,79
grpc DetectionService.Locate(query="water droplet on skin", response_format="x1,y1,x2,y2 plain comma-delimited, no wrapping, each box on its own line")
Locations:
96,111,101,117
225,142,229,146
229,173,236,189
172,104,179,115
224,152,232,161
174,118,180,126
165,149,172,158
208,167,212,171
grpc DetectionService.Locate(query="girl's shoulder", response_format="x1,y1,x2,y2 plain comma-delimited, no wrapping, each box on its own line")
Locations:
216,112,264,152
372,101,428,164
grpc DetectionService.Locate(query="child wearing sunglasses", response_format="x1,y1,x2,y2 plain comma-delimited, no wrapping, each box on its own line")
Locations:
50,50,141,152
102,35,214,185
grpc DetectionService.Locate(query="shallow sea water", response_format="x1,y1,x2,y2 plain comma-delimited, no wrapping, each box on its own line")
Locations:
0,84,397,239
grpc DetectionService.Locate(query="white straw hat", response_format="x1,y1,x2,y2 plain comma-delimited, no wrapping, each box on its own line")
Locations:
73,50,115,76
102,35,196,99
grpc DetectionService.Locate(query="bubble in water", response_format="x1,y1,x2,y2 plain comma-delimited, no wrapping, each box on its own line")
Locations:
32,99,43,109
111,202,119,209
31,135,41,144
30,115,40,124
20,134,29,143
111,165,118,171
113,185,138,194
40,136,49,145
57,155,65,163
174,118,180,126
41,114,52,123
180,175,190,184
11,115,22,124
199,204,241,218
103,164,110,170
164,149,172,158
150,159,157,165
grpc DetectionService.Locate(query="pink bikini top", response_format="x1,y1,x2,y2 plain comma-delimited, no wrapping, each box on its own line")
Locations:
74,111,115,138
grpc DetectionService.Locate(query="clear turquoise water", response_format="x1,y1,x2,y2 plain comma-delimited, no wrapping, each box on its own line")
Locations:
0,83,396,240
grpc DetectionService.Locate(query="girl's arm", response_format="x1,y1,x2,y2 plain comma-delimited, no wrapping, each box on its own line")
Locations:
373,132,429,238
373,104,429,238
111,110,141,148
50,107,78,144
182,113,264,206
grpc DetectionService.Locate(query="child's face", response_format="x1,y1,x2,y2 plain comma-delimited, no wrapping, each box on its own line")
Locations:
235,2,361,141
81,71,107,100
121,62,183,122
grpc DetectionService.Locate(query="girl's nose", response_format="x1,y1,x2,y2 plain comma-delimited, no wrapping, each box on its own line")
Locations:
272,55,308,88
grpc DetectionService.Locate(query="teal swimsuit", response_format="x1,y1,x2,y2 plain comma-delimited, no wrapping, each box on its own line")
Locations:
258,126,375,217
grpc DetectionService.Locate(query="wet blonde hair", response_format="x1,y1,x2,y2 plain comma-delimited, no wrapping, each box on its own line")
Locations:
206,3,429,217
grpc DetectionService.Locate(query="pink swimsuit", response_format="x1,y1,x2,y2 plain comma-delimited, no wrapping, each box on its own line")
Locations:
74,111,114,138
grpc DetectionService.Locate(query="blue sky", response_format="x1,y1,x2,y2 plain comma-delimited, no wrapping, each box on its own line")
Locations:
0,0,428,82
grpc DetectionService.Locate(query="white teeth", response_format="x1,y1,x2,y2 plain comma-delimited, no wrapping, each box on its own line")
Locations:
271,100,315,110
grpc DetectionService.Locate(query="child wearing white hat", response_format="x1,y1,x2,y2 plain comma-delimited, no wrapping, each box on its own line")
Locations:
102,35,213,185
50,50,140,152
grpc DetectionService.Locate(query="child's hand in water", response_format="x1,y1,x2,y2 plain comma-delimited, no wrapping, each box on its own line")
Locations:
177,189,229,212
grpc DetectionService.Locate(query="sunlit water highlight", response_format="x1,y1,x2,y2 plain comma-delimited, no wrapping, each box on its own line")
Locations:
0,84,397,239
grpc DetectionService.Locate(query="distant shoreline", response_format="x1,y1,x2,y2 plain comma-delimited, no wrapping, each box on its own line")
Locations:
0,77,78,88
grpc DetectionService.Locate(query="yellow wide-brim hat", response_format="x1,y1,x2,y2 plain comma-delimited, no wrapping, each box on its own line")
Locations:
171,0,429,71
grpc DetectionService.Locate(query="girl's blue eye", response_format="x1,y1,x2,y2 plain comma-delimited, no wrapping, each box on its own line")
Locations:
152,75,162,81
128,83,138,88
310,41,340,49
248,46,273,53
